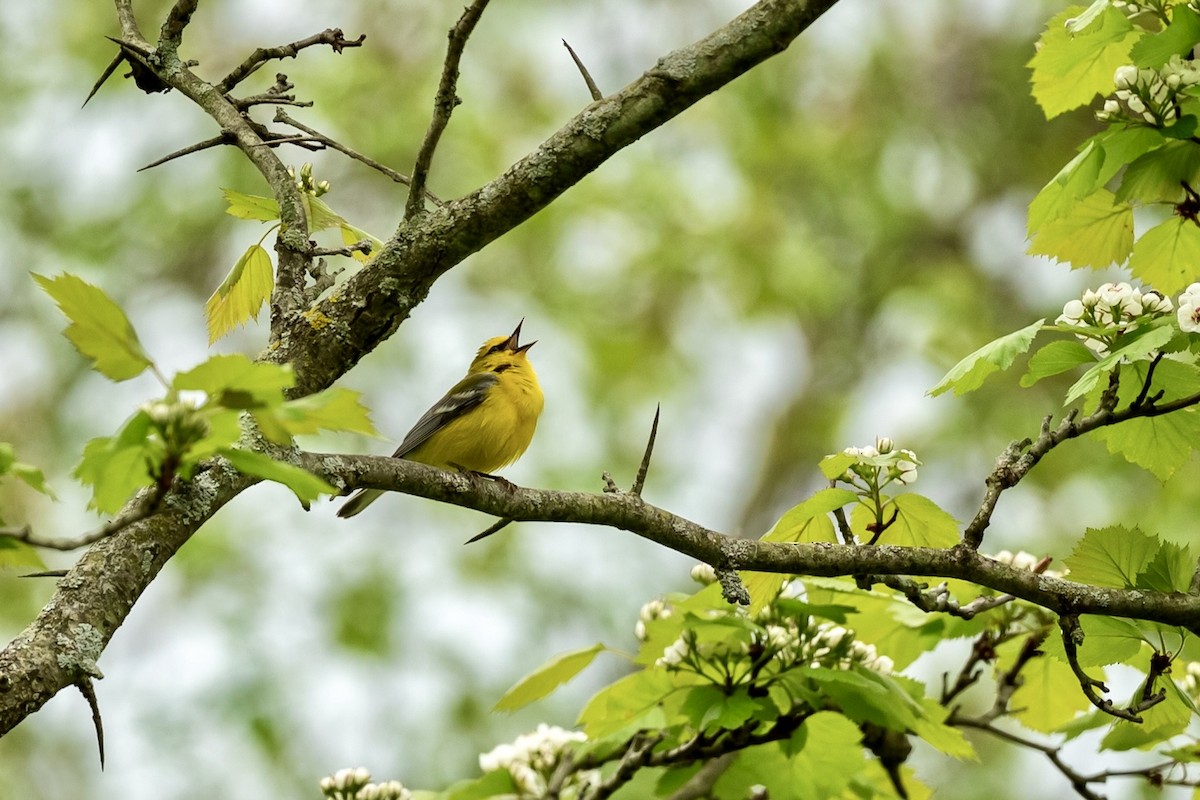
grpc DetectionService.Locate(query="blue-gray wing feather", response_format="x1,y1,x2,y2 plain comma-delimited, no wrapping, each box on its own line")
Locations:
392,371,499,457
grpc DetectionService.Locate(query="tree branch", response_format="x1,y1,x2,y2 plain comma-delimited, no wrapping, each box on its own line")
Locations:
215,29,366,94
303,451,1200,633
405,0,491,219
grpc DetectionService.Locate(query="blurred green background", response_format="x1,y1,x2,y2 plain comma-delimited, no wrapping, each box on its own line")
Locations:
0,1,1191,798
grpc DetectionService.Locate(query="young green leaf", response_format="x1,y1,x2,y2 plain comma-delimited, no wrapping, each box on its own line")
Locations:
1019,340,1095,387
1102,680,1192,750
0,442,56,499
340,224,383,264
1063,526,1158,589
1130,5,1200,69
493,643,606,713
1092,357,1200,478
1063,323,1175,406
1027,189,1134,269
1041,615,1144,668
1115,140,1200,206
1129,215,1200,295
206,244,274,344
305,195,348,232
1027,140,1106,232
34,273,154,381
222,188,279,222
1028,6,1139,119
879,494,959,548
173,354,294,408
1007,644,1089,732
0,537,45,570
270,388,378,437
1136,540,1195,593
219,448,335,507
74,413,159,514
929,319,1044,397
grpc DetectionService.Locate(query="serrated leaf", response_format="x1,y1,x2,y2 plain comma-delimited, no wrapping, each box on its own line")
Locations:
1063,526,1158,588
1137,540,1194,592
1129,216,1200,295
1115,140,1200,205
494,643,606,713
1029,7,1140,119
577,669,674,739
0,537,46,570
1009,648,1089,731
1020,339,1095,387
173,354,294,407
1042,615,1144,667
1131,5,1200,68
206,244,274,344
878,494,959,548
1093,358,1200,478
219,448,335,508
305,195,348,232
1064,323,1175,406
930,319,1044,397
1027,189,1134,269
1028,140,1107,232
34,273,153,381
0,443,56,499
1065,0,1110,34
222,188,279,222
269,388,378,437
74,413,159,514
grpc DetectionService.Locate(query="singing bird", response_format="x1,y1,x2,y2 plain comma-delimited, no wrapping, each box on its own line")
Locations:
337,320,544,518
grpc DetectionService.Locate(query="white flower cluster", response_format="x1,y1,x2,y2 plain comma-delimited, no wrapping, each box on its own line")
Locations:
1178,283,1200,333
479,724,595,798
1056,282,1172,355
991,549,1065,580
634,598,673,642
839,436,919,487
319,768,411,800
808,621,895,675
1098,57,1200,127
656,632,691,667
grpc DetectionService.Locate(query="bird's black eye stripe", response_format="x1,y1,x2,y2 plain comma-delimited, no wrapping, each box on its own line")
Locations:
487,343,506,355
493,364,512,373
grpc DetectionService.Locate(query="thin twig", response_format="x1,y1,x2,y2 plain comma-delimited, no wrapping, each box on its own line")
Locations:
563,40,603,100
215,29,366,94
951,718,1104,800
1058,615,1162,722
274,110,443,203
631,404,660,497
405,0,491,219
309,241,373,259
465,518,512,544
1131,352,1165,410
4,497,158,552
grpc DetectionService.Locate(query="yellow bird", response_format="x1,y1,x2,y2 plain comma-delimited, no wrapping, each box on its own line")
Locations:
337,320,544,518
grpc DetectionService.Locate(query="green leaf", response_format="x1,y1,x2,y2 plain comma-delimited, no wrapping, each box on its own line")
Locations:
1137,540,1195,592
1131,5,1200,68
1093,358,1200,478
219,448,335,508
909,695,975,759
1042,615,1144,667
929,319,1044,397
1028,140,1107,232
1028,7,1139,119
0,537,46,570
1063,526,1158,588
1020,339,1095,387
1027,189,1134,269
305,195,348,232
577,669,674,739
817,452,856,480
1102,680,1192,750
1063,323,1175,406
269,388,378,437
173,354,294,407
206,244,274,344
0,442,56,499
34,273,154,381
879,494,959,548
493,643,605,712
714,712,865,800
801,667,921,731
1008,647,1090,732
1116,140,1200,205
222,188,279,222
1129,215,1200,295
741,488,853,614
340,224,383,264
73,411,161,514
441,769,518,800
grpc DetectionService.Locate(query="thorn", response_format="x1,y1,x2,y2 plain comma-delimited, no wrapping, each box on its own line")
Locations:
562,39,603,101
631,404,660,497
76,678,105,769
465,518,512,544
83,52,125,107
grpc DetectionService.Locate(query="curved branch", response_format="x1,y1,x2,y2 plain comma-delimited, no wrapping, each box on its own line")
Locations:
301,452,1200,634
274,0,839,395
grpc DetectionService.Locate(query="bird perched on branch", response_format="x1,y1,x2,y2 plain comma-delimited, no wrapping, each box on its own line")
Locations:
337,320,544,518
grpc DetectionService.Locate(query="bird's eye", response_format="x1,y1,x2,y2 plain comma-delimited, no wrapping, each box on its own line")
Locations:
493,364,511,373
487,343,506,355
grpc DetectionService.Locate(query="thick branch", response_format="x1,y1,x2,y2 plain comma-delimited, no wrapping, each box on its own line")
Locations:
274,0,839,395
302,452,1200,633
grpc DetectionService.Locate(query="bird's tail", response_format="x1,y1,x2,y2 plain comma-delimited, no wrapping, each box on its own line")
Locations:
337,488,384,518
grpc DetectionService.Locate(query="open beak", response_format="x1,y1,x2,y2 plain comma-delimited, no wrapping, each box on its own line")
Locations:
505,318,536,352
